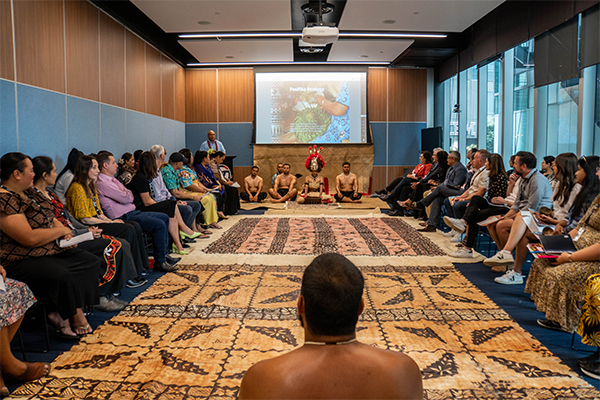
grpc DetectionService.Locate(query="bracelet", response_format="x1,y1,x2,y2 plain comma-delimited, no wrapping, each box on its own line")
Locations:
568,255,573,262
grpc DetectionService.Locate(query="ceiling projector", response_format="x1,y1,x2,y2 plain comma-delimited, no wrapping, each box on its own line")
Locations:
301,25,339,45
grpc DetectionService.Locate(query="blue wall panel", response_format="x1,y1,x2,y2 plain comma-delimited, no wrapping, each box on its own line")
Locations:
173,121,186,152
218,123,254,166
125,110,149,153
186,123,217,152
17,84,67,165
371,122,387,166
68,96,100,155
387,122,426,166
145,113,164,151
0,79,18,154
101,104,127,155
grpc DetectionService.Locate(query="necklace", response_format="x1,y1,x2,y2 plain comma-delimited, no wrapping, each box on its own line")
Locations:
304,338,358,346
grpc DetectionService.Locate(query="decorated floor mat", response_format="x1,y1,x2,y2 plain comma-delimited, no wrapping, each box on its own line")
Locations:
205,217,445,257
11,264,598,399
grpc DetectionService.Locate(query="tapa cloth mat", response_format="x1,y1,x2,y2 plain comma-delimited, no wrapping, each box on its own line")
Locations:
239,196,390,210
11,263,599,399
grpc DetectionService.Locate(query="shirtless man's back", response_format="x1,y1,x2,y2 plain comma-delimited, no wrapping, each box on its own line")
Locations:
239,253,422,400
239,341,422,399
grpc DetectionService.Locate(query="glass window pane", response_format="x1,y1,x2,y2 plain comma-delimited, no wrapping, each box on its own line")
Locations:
486,60,502,153
513,39,535,154
465,66,478,152
545,78,579,155
447,75,459,151
594,64,600,155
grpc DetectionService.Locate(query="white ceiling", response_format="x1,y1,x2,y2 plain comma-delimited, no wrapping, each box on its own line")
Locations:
130,0,505,65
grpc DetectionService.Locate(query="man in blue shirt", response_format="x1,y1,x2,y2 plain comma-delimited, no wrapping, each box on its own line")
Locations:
409,151,467,232
199,130,226,154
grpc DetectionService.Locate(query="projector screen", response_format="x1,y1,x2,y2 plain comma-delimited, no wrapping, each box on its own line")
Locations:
255,71,368,144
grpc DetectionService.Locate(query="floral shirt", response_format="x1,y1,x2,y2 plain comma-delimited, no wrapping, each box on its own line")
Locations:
311,81,350,143
66,182,104,220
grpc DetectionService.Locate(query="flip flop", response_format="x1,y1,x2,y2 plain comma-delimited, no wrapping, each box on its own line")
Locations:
72,324,92,336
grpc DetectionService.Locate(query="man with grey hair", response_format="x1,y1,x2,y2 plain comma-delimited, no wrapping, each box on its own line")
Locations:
409,151,467,232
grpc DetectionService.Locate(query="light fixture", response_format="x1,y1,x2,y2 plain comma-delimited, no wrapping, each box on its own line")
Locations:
178,32,446,40
187,61,390,67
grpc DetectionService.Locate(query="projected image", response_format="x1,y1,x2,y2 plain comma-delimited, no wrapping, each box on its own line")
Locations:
256,72,367,144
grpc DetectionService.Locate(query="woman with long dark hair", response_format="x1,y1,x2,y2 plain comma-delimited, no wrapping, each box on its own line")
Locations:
445,153,509,259
485,153,581,284
31,156,139,312
0,152,100,338
128,152,202,255
383,151,433,216
54,148,83,204
116,152,136,186
65,155,151,269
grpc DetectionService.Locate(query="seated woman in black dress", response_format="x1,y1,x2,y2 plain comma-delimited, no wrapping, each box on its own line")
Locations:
0,152,100,337
31,156,140,311
128,152,200,255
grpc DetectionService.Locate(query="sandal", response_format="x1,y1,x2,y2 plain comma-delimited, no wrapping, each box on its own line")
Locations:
0,371,9,398
210,223,223,229
72,324,92,336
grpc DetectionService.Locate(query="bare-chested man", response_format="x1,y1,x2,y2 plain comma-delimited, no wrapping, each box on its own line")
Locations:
268,163,298,203
335,162,362,202
239,253,423,400
271,163,284,185
241,166,267,203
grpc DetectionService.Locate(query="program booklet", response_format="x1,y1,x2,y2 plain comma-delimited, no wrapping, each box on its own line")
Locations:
539,235,577,254
59,231,94,248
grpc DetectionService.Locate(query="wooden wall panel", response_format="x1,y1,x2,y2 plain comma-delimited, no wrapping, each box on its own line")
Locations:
185,69,217,123
14,0,65,92
0,0,14,81
388,69,427,122
174,65,185,122
99,12,125,108
125,30,145,112
145,44,161,116
161,56,175,120
372,166,414,193
368,68,387,122
217,68,254,122
65,0,99,101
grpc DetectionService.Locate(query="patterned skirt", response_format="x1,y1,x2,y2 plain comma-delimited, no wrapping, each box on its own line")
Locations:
577,274,600,347
525,258,600,332
1,278,36,326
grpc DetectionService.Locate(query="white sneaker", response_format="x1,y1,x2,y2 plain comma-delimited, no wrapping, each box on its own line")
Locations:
450,232,465,243
443,216,466,233
449,248,473,258
494,270,524,285
483,251,514,267
442,229,457,237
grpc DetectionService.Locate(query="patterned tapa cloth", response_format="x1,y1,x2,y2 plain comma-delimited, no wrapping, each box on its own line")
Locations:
205,217,445,257
11,263,599,399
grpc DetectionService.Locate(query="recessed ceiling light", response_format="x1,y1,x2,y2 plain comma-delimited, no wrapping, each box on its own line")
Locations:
383,20,396,24
413,12,419,15
197,21,211,25
225,56,234,59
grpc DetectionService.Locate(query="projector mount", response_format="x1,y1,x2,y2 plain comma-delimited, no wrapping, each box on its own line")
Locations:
301,1,339,46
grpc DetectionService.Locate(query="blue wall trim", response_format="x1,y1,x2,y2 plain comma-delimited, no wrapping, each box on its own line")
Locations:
0,81,184,170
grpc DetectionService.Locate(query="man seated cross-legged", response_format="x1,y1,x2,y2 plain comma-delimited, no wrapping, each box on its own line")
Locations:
268,163,298,203
335,162,362,203
239,253,423,400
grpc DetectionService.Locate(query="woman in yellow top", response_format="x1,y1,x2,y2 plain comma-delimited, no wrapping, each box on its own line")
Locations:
65,155,152,262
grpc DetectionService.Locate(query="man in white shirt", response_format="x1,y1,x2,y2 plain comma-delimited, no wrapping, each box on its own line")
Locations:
199,130,226,154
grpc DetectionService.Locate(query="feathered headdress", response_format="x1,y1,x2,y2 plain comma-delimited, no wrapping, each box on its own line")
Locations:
304,145,325,172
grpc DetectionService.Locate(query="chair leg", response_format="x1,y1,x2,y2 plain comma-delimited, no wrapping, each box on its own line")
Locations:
16,329,27,361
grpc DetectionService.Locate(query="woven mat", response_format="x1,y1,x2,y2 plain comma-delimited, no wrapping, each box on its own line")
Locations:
240,196,389,211
204,217,445,257
266,207,382,216
12,263,599,399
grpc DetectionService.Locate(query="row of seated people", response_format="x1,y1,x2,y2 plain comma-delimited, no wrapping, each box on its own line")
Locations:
378,149,600,379
242,162,363,204
0,146,240,392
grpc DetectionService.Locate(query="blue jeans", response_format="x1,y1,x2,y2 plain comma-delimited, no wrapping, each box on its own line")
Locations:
178,201,201,229
420,185,463,227
443,198,469,219
124,210,169,264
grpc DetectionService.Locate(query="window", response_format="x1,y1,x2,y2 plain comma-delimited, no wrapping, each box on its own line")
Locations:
482,60,502,153
465,66,478,153
545,78,579,155
445,75,459,151
512,39,535,154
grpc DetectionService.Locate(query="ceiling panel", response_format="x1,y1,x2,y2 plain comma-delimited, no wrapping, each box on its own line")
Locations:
131,0,292,32
328,39,413,62
339,0,504,33
180,39,294,63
